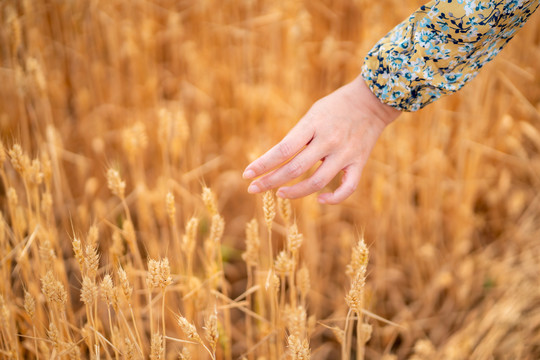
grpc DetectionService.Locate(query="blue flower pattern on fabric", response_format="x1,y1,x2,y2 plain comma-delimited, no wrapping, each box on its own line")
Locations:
361,0,539,111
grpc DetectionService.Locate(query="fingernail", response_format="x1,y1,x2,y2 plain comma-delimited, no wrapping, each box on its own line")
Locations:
247,183,260,193
317,196,326,204
243,169,255,179
276,190,286,198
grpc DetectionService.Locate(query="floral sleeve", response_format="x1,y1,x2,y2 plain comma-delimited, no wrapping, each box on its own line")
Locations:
361,0,539,112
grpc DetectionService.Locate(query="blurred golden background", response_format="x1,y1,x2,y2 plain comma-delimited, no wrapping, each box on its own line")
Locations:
0,0,539,359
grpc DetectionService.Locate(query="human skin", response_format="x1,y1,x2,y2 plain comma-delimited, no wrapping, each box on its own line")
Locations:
242,75,402,204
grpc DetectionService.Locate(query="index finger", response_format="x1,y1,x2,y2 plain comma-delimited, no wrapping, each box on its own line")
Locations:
243,122,315,179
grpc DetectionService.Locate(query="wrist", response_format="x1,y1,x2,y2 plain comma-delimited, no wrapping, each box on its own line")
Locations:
349,76,401,128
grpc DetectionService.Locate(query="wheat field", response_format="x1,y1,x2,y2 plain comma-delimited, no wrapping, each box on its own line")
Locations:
0,0,540,359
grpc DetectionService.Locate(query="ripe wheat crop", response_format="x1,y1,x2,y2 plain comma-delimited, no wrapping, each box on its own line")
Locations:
0,0,539,359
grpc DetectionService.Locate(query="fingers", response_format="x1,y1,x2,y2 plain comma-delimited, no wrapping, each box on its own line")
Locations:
276,155,344,199
317,164,362,204
247,141,326,194
243,122,315,179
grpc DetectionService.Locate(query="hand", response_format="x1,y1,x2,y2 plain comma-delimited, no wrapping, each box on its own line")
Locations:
243,76,401,204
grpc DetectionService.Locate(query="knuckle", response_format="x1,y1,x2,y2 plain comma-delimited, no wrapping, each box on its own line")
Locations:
250,159,268,173
257,179,272,191
342,183,357,196
326,134,341,148
287,160,304,178
308,177,326,191
277,142,292,159
254,162,267,173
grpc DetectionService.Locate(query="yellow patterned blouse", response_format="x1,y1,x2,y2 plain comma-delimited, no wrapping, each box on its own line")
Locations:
362,0,539,111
